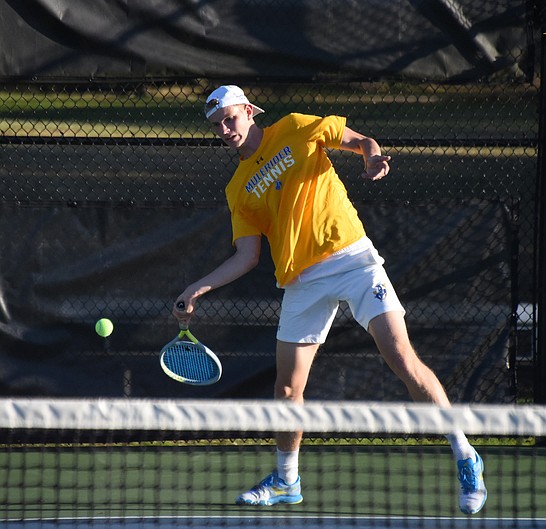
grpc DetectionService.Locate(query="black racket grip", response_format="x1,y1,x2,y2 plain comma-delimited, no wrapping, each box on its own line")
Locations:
176,301,186,311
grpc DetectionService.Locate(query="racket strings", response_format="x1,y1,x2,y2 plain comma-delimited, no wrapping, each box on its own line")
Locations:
163,343,218,381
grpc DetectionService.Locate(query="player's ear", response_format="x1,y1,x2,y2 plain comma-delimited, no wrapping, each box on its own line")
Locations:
244,104,254,119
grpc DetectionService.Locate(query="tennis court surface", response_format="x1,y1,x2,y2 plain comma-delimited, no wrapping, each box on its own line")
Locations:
1,399,545,528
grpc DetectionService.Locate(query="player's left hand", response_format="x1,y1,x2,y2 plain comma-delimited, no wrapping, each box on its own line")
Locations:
364,155,391,180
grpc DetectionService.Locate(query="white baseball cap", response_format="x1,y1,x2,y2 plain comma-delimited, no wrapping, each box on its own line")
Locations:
204,85,265,119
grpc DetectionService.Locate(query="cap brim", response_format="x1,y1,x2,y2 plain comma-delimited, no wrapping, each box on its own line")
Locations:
250,104,265,117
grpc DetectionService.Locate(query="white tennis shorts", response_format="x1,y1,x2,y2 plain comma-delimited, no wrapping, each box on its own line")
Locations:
276,237,405,344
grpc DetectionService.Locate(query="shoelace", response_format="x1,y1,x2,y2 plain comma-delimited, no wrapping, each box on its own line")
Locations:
250,473,276,494
458,462,478,493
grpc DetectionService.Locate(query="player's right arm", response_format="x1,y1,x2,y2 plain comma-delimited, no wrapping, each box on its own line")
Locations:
173,234,261,323
340,126,391,181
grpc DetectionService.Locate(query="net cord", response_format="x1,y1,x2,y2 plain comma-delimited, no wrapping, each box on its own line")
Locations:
1,398,545,436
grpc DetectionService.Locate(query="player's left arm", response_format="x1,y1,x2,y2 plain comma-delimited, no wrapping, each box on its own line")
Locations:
339,126,391,181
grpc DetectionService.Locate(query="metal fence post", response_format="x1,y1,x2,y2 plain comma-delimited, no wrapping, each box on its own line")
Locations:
535,27,546,403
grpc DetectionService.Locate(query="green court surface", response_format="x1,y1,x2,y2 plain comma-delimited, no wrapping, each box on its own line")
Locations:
2,443,545,525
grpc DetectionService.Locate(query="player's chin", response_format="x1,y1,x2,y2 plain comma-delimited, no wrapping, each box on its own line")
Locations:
224,136,242,148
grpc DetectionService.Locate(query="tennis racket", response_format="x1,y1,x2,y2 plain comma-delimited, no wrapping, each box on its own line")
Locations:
160,302,222,385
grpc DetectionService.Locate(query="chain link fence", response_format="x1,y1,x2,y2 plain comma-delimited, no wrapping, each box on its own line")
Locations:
0,76,541,401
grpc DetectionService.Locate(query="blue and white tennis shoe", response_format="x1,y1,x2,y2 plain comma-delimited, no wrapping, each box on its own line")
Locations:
235,469,303,506
457,449,487,514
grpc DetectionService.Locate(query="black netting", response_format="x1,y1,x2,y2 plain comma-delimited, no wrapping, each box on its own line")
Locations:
0,0,544,402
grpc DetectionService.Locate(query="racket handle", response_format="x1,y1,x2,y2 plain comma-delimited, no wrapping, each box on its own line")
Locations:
176,301,189,331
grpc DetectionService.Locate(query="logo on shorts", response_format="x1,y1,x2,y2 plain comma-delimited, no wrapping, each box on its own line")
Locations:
373,283,388,301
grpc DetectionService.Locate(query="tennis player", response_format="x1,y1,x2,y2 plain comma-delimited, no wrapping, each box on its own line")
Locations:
173,85,487,514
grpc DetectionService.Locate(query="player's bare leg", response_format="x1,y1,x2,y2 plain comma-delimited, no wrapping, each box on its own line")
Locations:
368,311,450,405
235,341,318,506
368,311,487,514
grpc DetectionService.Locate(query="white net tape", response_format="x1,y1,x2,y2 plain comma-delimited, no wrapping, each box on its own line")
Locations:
1,398,545,436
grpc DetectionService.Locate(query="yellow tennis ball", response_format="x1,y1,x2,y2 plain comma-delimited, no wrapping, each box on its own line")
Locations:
95,318,114,337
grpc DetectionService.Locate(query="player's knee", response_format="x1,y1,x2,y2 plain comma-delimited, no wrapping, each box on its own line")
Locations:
274,382,304,403
388,346,427,380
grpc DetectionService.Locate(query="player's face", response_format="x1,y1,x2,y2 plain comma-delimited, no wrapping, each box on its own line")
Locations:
208,104,253,150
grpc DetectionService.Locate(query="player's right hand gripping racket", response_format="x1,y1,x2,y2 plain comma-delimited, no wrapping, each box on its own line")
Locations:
160,302,222,385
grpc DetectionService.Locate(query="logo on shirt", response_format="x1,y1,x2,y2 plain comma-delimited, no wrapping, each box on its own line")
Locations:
245,146,294,198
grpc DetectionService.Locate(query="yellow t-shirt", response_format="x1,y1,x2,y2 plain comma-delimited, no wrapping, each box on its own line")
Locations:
226,113,366,287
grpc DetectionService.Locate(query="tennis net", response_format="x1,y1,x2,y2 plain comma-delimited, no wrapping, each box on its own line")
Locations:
1,398,545,529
